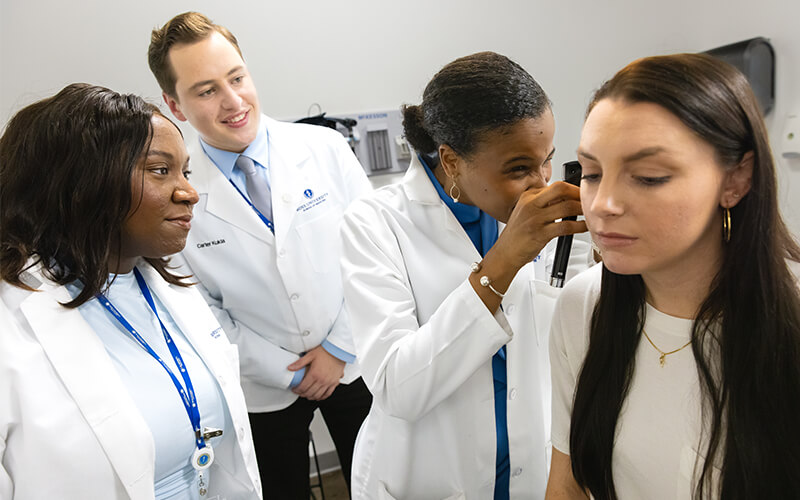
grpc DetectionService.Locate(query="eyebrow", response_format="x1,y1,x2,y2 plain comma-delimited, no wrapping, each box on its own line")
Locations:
621,146,666,163
188,66,244,92
503,147,556,166
577,146,666,163
147,150,175,160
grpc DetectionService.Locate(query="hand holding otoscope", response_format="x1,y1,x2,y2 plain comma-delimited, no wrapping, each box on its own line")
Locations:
468,160,585,311
550,161,582,287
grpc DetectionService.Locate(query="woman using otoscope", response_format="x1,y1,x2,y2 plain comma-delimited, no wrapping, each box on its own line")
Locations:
340,51,590,500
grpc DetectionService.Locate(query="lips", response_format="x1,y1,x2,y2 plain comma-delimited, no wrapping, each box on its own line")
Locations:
222,110,249,128
594,230,637,248
167,214,193,230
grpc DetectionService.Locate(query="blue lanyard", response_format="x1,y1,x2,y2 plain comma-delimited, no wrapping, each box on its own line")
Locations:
229,126,274,233
96,268,206,450
228,180,274,233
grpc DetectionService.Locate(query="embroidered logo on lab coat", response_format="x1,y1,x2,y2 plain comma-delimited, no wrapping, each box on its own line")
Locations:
296,191,329,212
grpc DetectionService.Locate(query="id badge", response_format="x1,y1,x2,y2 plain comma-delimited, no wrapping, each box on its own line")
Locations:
192,445,214,470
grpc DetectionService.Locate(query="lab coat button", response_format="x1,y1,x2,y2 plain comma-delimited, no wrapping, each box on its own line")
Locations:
506,304,516,314
278,249,286,257
290,293,299,301
512,467,523,477
509,388,517,400
282,194,291,203
237,427,245,439
302,330,311,337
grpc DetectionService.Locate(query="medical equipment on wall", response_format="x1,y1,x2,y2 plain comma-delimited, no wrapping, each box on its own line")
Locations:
294,108,410,177
780,114,799,160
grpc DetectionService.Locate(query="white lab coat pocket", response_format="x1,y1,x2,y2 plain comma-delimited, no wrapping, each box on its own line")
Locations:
532,280,560,347
377,482,399,500
297,211,339,273
677,445,721,499
378,482,465,500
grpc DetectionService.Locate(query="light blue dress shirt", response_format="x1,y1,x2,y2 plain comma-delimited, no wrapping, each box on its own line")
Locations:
67,271,232,499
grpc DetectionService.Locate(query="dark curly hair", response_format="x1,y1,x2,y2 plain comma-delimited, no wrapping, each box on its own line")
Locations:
0,83,190,308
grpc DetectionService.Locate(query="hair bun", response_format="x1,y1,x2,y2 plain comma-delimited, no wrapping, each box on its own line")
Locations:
401,104,436,154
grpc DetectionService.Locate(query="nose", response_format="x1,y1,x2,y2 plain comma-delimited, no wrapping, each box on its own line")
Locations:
587,175,624,218
174,176,200,206
526,169,548,191
220,84,244,110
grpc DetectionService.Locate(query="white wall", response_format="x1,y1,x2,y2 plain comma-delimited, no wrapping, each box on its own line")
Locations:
3,0,800,457
3,0,799,231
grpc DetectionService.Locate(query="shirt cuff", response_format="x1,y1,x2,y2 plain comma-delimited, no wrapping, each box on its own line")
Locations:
321,339,356,364
289,367,306,388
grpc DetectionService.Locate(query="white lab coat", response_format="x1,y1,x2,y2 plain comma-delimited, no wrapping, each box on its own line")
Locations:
177,115,373,412
0,262,261,500
340,156,591,500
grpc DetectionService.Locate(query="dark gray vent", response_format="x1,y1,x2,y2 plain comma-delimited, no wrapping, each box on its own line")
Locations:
367,129,392,171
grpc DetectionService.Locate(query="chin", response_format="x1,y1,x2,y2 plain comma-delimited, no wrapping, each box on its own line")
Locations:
599,254,645,276
148,242,188,261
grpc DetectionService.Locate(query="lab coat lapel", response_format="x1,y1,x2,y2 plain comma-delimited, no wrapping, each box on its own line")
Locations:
192,142,273,245
142,265,255,491
141,265,225,382
265,119,311,246
404,155,478,257
20,279,155,499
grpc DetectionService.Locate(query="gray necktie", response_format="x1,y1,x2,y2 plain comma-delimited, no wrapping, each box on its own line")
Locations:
236,154,272,221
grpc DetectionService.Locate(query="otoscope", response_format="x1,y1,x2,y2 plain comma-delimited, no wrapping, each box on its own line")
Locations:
550,161,582,287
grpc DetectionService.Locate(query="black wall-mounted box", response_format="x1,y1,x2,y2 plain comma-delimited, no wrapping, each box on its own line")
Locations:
704,37,775,115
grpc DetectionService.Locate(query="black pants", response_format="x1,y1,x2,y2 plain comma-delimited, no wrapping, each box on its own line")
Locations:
249,377,372,499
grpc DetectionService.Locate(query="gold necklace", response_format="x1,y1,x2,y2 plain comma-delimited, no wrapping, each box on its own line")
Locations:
641,329,692,367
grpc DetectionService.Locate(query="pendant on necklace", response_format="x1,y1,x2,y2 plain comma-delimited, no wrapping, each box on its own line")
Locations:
659,354,666,367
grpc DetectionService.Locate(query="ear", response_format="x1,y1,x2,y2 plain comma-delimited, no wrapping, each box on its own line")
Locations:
720,151,754,208
162,92,188,122
438,144,463,179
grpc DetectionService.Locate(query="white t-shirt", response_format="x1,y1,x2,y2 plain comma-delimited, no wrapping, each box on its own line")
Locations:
550,264,720,499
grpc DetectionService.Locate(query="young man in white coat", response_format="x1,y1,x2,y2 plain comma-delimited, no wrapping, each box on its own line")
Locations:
148,12,373,497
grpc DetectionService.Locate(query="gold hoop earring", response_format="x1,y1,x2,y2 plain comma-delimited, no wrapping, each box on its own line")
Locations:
722,207,731,243
449,182,461,203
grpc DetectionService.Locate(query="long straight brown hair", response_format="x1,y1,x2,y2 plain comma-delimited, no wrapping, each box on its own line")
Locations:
569,54,800,499
1,83,189,307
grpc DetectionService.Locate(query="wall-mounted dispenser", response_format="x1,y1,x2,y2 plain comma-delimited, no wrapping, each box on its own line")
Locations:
704,37,775,115
781,113,799,160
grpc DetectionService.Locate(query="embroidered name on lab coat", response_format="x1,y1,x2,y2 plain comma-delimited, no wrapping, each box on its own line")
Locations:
296,192,329,213
196,239,226,249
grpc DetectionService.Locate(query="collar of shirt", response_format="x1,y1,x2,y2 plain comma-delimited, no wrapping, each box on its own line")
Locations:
200,117,270,179
419,154,499,258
